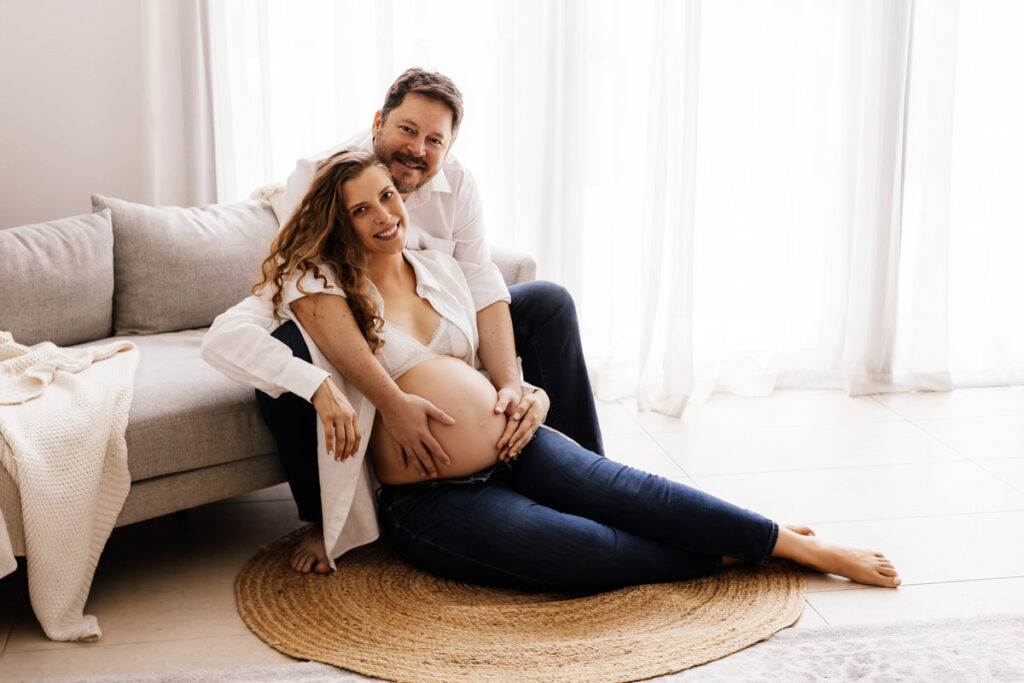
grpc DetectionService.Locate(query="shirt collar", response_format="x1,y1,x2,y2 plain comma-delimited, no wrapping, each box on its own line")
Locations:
403,249,445,297
403,162,452,209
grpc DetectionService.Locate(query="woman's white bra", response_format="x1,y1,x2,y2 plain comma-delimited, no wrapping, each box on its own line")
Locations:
376,316,474,380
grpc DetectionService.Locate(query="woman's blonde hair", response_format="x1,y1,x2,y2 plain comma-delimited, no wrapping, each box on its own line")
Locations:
254,148,388,350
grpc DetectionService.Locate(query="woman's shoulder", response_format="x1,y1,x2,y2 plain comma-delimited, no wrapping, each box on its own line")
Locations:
277,262,345,305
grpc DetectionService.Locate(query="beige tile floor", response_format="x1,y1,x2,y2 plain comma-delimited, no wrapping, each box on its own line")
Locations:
2,387,1023,679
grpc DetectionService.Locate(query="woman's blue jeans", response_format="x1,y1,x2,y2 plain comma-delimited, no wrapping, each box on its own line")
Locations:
377,427,779,592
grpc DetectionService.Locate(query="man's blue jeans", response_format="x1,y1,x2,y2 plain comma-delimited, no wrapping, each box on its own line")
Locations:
377,427,779,592
255,280,604,523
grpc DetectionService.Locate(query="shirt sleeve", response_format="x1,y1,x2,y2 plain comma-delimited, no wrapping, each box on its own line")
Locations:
281,156,318,226
201,295,329,401
449,168,512,311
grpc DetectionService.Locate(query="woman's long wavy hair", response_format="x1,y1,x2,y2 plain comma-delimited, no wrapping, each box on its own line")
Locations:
254,148,388,351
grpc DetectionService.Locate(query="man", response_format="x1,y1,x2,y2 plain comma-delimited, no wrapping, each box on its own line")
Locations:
202,68,602,573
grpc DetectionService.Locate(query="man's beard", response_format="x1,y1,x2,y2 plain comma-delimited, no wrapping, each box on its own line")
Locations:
374,140,432,194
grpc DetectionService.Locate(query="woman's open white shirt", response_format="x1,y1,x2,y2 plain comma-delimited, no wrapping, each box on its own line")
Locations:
275,249,510,566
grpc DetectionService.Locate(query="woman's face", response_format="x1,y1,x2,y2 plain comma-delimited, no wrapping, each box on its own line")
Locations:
341,165,410,258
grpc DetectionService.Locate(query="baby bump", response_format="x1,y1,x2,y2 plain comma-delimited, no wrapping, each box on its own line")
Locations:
370,356,507,485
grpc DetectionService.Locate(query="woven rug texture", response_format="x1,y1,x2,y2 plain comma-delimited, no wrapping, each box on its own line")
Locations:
232,528,806,682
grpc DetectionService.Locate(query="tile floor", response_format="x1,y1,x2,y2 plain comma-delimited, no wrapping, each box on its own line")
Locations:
2,387,1024,679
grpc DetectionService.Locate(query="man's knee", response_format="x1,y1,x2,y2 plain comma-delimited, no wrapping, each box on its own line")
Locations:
258,320,315,425
271,320,312,363
509,280,578,327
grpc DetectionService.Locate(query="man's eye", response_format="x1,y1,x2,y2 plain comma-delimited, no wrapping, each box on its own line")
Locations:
400,126,413,133
429,138,443,146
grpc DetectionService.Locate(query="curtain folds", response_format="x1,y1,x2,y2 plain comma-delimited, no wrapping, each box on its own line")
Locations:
205,0,1024,412
637,0,700,417
139,0,217,206
840,0,919,395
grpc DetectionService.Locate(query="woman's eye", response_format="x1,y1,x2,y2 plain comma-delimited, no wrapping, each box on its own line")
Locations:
382,191,393,200
352,207,364,216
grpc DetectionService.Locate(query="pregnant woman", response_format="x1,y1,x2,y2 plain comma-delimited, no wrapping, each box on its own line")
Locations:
253,148,901,592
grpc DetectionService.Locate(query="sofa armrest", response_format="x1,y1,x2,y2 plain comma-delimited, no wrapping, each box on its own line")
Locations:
491,244,537,286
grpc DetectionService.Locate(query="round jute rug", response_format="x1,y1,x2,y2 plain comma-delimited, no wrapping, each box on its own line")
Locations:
236,527,806,683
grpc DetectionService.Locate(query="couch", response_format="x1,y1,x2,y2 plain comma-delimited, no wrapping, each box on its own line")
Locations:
0,192,536,555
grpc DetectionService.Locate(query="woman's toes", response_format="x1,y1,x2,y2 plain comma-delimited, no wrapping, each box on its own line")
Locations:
291,550,314,573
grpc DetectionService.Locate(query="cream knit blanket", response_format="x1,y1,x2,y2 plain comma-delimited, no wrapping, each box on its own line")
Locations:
0,330,138,641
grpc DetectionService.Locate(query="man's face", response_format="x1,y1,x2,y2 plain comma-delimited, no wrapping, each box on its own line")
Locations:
372,93,454,196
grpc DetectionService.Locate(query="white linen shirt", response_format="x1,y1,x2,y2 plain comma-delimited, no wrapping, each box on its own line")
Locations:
273,249,497,566
201,131,510,403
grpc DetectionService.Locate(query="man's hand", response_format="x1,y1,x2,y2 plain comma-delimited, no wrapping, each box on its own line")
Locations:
379,393,455,478
496,389,550,462
311,379,361,462
493,386,523,418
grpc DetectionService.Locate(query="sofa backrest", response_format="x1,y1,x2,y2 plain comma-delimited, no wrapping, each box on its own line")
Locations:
92,195,279,336
0,210,115,346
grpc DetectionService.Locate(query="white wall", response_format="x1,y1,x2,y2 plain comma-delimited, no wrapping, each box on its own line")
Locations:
0,0,143,228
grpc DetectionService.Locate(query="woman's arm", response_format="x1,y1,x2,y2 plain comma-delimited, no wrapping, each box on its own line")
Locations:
291,292,455,477
475,300,521,405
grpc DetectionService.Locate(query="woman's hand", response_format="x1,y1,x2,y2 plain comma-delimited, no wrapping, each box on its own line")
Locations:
496,389,550,462
311,379,361,462
379,392,455,478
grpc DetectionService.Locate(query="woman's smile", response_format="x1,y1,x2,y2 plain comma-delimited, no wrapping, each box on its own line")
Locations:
374,221,401,241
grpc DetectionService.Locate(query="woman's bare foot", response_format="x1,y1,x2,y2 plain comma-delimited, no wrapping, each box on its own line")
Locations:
291,525,331,574
774,527,900,588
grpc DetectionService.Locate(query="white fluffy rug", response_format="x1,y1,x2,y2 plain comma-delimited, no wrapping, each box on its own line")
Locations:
31,613,1024,683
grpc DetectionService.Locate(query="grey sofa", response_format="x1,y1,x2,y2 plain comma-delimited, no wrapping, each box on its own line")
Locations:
0,192,536,555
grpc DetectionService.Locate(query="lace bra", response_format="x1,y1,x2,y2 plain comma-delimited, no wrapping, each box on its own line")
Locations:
376,316,474,380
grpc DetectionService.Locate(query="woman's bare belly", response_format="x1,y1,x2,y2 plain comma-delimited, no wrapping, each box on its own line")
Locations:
370,356,508,485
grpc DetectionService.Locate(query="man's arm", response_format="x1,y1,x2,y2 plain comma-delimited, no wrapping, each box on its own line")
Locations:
201,295,328,400
444,168,533,451
290,292,454,478
203,295,368,460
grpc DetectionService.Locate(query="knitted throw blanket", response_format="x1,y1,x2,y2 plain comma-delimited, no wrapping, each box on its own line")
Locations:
0,330,138,641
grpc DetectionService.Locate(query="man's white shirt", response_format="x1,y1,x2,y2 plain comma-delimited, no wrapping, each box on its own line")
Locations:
201,130,510,402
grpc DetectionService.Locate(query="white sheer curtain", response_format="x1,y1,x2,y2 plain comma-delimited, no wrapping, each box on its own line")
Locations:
139,0,217,206
206,0,1024,414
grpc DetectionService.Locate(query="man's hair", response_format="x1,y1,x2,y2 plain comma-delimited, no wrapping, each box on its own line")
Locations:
380,68,464,139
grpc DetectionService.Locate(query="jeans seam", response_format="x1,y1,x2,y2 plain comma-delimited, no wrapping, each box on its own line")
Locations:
757,521,780,566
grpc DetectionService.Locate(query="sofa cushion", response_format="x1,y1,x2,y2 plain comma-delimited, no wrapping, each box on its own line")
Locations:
91,195,279,335
78,330,276,481
0,210,114,346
